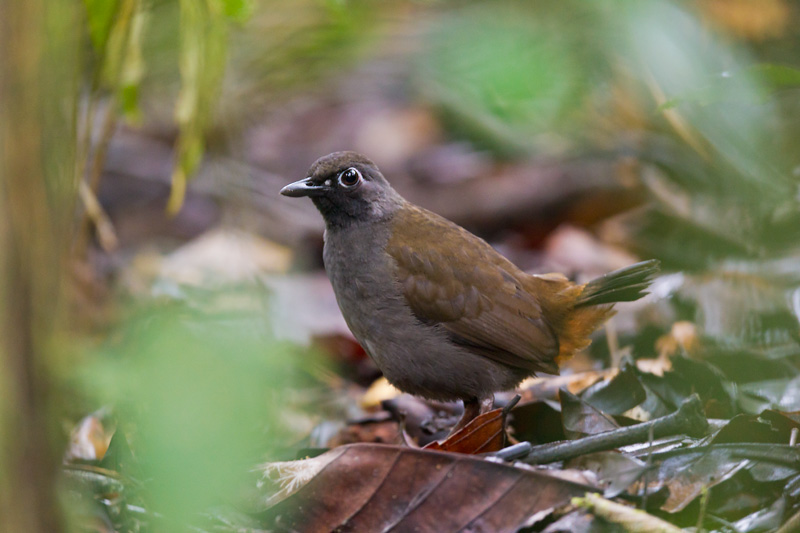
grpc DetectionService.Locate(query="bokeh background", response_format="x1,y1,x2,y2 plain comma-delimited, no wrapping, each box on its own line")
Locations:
2,0,800,530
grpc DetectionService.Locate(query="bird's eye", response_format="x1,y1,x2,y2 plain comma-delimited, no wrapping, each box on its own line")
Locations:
338,167,362,188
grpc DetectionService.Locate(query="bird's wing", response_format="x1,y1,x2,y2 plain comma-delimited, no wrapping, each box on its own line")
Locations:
386,206,559,374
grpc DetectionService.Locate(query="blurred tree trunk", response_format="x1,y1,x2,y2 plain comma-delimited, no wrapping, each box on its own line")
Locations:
0,0,79,531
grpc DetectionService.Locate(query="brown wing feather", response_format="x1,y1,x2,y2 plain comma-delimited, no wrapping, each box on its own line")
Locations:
387,205,559,373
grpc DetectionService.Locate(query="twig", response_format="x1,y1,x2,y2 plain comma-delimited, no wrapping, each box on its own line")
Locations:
61,463,126,494
489,441,532,461
706,514,741,533
75,100,121,255
649,443,800,468
522,395,707,464
502,394,521,416
75,0,138,257
573,492,684,533
78,181,119,252
605,318,620,369
641,423,654,510
776,506,800,533
695,486,709,533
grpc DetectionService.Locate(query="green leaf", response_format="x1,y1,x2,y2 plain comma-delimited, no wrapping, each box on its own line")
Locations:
100,0,136,88
750,63,800,89
80,301,305,525
83,0,119,51
118,5,147,123
170,0,230,214
220,0,254,23
418,4,587,154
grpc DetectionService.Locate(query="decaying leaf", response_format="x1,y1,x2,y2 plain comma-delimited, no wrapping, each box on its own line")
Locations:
255,443,591,532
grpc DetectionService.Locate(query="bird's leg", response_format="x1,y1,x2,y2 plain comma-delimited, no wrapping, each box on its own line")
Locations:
449,395,495,434
479,395,494,415
450,399,480,434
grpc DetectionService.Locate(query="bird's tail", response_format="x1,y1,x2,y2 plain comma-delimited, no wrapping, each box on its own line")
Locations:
548,259,660,364
575,259,660,308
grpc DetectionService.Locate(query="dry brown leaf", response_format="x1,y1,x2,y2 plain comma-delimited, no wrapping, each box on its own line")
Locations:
256,443,591,532
424,403,509,454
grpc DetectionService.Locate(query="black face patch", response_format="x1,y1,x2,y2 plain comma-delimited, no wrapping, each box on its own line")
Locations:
312,194,372,228
300,151,403,229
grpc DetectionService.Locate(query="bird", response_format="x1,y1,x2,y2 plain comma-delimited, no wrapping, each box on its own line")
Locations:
281,151,659,432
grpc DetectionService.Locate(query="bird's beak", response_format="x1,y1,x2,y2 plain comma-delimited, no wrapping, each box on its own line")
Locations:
280,177,326,197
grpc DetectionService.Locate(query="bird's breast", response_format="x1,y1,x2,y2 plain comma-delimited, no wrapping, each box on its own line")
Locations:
323,223,403,340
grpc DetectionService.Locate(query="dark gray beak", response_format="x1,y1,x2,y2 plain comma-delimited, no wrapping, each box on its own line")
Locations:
280,177,326,198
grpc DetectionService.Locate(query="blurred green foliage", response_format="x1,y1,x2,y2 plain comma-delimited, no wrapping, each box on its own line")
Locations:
418,0,795,175
84,0,118,51
79,300,312,529
420,3,590,154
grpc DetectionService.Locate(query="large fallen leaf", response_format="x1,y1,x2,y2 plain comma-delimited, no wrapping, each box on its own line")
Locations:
509,399,566,444
580,363,647,416
561,389,619,439
710,411,799,445
670,355,735,418
567,452,647,498
255,443,591,532
629,443,800,512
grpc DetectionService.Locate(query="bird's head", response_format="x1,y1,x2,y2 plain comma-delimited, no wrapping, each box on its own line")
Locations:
280,151,403,228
